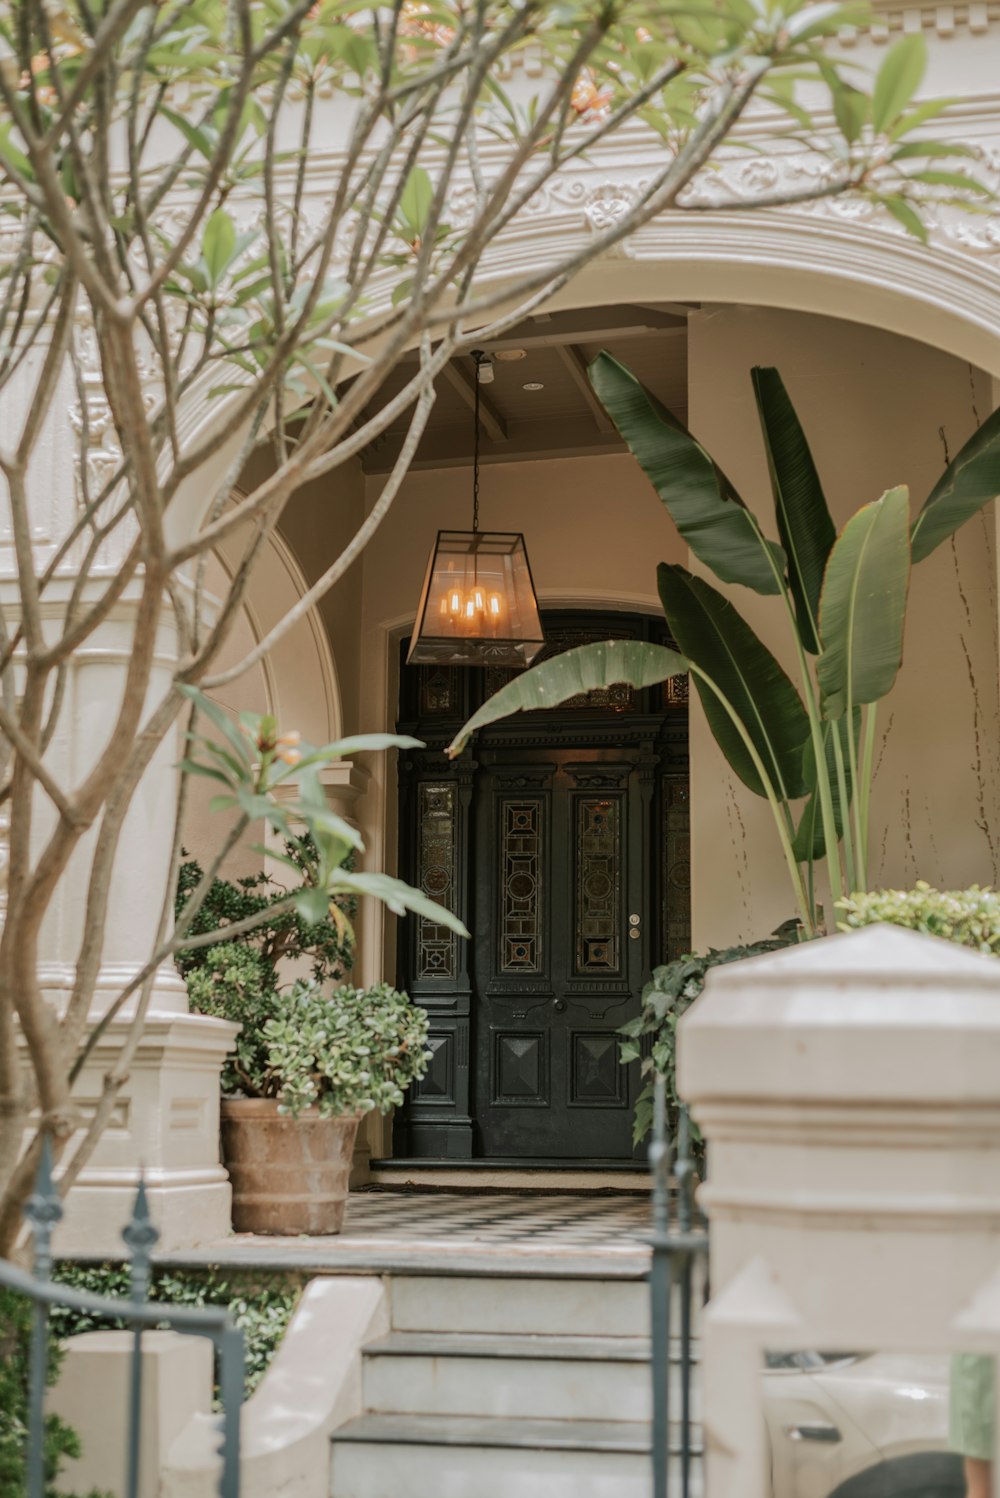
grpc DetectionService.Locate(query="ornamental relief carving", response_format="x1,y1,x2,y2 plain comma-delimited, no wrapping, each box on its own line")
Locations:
433,134,1000,266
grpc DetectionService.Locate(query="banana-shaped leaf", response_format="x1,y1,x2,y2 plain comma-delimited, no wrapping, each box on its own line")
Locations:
791,711,860,861
751,367,836,652
911,402,1000,562
589,352,786,595
657,564,811,800
818,487,911,720
446,640,688,757
335,868,470,937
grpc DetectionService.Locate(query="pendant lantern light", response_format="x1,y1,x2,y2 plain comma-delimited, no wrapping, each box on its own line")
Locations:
406,352,544,668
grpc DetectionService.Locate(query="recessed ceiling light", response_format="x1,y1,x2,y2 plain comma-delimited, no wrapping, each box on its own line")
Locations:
522,381,544,391
494,349,527,362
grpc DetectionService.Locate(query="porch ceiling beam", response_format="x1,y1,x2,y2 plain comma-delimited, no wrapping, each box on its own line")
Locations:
554,344,615,433
359,408,698,472
465,302,688,352
440,359,509,442
475,323,686,352
632,301,698,320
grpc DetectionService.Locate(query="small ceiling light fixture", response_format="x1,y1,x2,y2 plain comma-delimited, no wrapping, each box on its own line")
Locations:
522,381,545,392
494,348,527,362
407,352,544,669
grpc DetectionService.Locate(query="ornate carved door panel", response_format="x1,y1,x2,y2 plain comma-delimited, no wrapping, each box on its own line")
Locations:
474,749,653,1160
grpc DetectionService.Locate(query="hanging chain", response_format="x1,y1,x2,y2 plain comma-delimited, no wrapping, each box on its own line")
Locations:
472,351,482,534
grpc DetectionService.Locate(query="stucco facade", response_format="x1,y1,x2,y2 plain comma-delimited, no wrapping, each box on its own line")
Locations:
15,0,1000,1240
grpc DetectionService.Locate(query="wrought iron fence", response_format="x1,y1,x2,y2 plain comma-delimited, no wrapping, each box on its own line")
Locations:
649,1077,709,1498
0,1139,244,1498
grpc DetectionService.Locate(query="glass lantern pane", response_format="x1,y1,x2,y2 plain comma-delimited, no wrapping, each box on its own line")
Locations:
407,531,544,667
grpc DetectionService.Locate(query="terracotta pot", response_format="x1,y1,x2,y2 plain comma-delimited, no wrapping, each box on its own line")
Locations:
220,1098,362,1235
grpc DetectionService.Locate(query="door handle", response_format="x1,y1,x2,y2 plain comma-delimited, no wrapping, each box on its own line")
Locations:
553,999,566,1013
785,1423,842,1444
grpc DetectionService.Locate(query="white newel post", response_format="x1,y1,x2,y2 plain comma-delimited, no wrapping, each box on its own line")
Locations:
677,926,1000,1498
1,311,238,1255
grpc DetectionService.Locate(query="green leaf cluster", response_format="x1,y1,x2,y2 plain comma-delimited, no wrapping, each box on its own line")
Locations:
175,841,355,988
0,1288,112,1498
193,974,431,1119
838,881,1000,953
50,1264,303,1401
619,938,792,1151
179,692,468,943
176,846,431,1115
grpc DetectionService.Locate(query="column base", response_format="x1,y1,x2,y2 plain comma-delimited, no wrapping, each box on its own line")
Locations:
46,1008,239,1257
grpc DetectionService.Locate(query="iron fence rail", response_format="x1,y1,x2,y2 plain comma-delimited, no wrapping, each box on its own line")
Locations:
650,1078,709,1498
1,1139,244,1498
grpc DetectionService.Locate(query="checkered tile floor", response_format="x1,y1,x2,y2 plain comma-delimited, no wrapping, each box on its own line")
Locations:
340,1190,651,1256
163,1191,653,1273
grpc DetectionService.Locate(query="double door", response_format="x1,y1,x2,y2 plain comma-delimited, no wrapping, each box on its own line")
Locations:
394,617,689,1165
473,748,653,1160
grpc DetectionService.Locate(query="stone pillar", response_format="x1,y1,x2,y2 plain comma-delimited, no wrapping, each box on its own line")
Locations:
50,1330,213,1498
1,313,238,1254
678,925,1000,1498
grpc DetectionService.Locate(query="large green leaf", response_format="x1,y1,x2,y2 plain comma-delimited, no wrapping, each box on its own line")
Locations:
446,640,689,758
817,487,911,720
589,352,785,595
872,35,927,135
791,711,860,861
751,367,836,653
334,868,470,937
657,565,811,800
910,403,1000,562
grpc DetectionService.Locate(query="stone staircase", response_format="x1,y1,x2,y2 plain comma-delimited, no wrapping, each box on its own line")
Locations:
330,1270,702,1498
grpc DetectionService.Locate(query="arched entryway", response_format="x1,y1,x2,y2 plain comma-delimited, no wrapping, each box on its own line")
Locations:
392,610,689,1164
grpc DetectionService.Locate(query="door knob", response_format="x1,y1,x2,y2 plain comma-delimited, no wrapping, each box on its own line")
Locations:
553,999,566,1013
629,927,641,940
786,1423,842,1444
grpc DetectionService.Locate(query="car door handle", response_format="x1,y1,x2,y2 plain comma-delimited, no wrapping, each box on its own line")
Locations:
785,1423,842,1444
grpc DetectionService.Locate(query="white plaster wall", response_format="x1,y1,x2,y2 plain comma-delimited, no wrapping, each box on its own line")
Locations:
687,305,1000,947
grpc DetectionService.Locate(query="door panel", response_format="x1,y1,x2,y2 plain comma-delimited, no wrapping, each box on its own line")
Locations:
475,751,648,1160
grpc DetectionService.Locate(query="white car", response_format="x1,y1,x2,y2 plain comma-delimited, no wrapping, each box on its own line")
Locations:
763,1351,965,1498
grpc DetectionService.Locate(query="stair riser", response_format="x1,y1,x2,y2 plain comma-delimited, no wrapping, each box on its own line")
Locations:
331,1443,702,1498
363,1353,702,1423
389,1276,650,1337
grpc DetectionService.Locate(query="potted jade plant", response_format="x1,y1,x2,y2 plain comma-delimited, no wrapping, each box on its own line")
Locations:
177,851,430,1234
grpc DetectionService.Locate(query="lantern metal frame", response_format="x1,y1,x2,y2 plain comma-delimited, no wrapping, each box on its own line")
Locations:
406,527,545,667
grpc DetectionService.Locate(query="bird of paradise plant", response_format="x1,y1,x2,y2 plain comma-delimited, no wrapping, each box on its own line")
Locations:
447,356,1000,937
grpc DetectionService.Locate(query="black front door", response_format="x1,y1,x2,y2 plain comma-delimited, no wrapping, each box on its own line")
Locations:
394,611,689,1164
474,746,652,1160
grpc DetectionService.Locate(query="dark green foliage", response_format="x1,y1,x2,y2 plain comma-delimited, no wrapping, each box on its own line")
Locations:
174,835,355,986
51,1265,304,1400
176,839,359,1098
619,938,793,1152
183,941,280,1097
177,842,429,1115
0,1288,111,1498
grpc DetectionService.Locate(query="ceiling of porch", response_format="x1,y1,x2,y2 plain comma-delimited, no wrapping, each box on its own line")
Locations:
357,301,691,474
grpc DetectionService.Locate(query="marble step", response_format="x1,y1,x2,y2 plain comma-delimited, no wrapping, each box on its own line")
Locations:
362,1331,701,1423
388,1273,651,1338
330,1413,702,1498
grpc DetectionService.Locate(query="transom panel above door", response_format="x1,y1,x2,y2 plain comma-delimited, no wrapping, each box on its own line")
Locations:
394,611,689,1164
